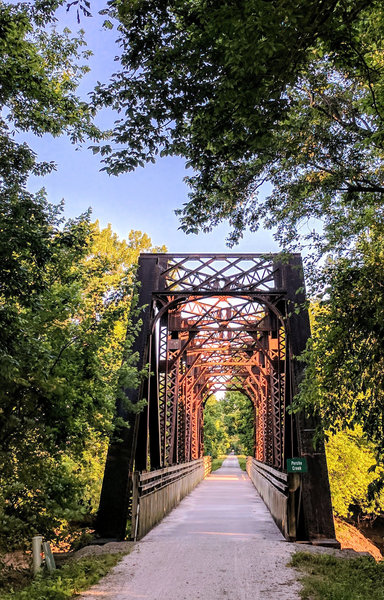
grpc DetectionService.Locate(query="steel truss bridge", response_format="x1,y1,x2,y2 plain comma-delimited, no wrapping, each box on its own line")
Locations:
96,254,336,544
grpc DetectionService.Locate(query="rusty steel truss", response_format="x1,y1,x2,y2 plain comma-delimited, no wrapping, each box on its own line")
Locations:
96,254,336,543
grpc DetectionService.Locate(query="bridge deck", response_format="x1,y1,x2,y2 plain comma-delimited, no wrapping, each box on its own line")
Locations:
82,457,300,599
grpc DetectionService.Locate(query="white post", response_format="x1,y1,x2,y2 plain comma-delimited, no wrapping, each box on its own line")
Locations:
32,535,43,575
134,502,140,541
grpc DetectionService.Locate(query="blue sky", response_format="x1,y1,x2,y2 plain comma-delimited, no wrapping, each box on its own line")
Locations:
26,3,280,254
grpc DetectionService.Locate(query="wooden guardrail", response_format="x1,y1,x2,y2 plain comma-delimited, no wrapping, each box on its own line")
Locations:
246,457,300,540
131,456,212,540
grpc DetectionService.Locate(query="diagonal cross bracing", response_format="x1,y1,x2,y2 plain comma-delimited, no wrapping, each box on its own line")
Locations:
96,253,337,545
143,255,290,471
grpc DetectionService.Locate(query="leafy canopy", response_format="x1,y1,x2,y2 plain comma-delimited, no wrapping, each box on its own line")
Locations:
295,223,384,452
91,0,384,471
94,0,383,252
0,207,161,546
204,392,254,457
0,1,100,189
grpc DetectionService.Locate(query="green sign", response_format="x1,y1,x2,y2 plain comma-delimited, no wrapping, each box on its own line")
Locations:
287,457,308,473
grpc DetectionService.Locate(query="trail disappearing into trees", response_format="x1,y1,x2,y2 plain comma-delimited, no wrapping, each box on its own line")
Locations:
81,456,300,599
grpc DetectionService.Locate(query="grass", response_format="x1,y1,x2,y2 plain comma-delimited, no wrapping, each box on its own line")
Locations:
0,553,127,600
291,551,384,600
211,457,225,471
236,455,247,471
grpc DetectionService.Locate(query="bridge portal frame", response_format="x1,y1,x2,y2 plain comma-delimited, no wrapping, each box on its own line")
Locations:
96,253,336,544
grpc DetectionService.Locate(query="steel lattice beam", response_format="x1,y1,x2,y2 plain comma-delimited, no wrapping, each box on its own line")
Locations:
97,253,336,544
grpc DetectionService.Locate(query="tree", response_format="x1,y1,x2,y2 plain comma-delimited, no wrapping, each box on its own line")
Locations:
0,0,100,374
0,210,162,547
0,200,94,546
0,1,99,187
222,392,254,455
203,396,229,458
93,0,382,253
326,428,384,519
203,392,254,457
0,2,169,547
294,222,384,455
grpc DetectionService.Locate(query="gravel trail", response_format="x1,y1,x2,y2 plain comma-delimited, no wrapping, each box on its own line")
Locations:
80,456,301,599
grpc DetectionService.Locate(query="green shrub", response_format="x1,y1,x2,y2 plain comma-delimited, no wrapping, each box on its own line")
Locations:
211,458,225,471
237,456,247,471
326,427,384,519
0,553,126,600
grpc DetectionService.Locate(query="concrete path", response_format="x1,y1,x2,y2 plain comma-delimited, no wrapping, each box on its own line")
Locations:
81,456,301,599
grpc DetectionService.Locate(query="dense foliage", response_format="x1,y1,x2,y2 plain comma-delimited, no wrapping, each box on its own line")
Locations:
296,225,384,452
0,552,127,599
0,1,167,550
326,428,384,519
0,0,95,548
93,0,384,254
0,202,159,547
204,392,254,457
203,396,228,458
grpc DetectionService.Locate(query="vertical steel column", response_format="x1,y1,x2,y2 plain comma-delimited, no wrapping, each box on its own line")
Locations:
148,327,162,470
158,314,168,467
167,349,180,465
278,256,336,541
95,256,164,539
269,323,286,470
253,402,257,458
184,370,193,461
248,374,267,463
177,358,187,463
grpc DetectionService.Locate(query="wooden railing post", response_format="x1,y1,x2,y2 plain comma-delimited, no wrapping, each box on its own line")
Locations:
131,471,140,541
287,473,301,541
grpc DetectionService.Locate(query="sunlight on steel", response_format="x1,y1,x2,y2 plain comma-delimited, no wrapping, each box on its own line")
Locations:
97,252,337,546
161,255,280,293
144,254,288,469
